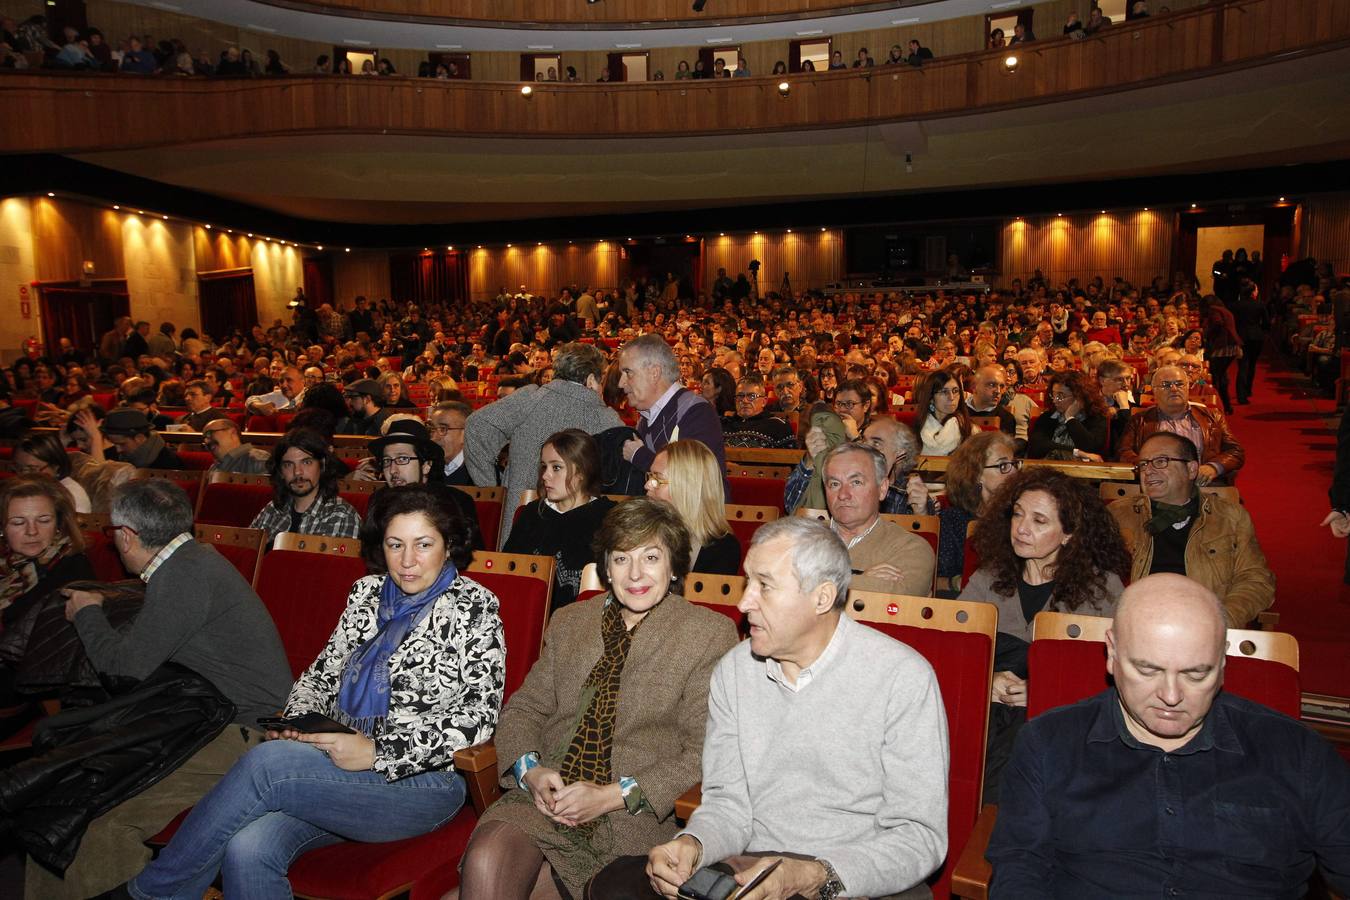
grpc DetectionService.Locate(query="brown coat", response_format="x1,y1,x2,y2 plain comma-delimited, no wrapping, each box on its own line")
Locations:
483,592,737,878
1115,404,1245,481
1109,492,1275,627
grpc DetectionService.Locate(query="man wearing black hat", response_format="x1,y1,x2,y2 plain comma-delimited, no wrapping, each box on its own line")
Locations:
370,419,483,550
98,408,184,470
343,378,393,437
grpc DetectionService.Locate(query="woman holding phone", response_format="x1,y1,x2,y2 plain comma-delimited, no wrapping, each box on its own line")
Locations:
120,485,505,899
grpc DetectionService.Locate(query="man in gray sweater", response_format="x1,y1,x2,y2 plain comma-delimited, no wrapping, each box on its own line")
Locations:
465,341,622,545
594,517,949,899
37,479,292,899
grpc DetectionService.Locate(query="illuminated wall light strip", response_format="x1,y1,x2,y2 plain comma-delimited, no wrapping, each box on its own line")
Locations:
892,17,920,24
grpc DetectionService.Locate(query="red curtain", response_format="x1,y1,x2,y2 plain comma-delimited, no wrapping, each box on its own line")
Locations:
389,251,469,306
37,282,130,356
198,271,258,343
303,257,333,310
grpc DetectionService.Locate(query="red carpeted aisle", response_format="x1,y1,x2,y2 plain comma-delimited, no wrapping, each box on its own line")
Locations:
1226,361,1349,696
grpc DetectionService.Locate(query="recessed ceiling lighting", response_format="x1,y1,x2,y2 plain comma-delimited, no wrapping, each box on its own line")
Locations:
316,245,324,250
1279,196,1286,202
345,247,351,252
1191,203,1197,208
45,192,54,197
204,224,211,229
112,204,120,210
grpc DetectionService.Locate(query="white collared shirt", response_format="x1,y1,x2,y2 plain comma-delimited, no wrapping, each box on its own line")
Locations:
830,514,881,550
765,616,845,693
639,381,683,426
444,451,465,477
139,532,192,583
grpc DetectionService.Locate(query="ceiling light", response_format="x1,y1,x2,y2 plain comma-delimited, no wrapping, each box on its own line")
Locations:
435,44,462,49
345,247,351,252
778,81,790,96
316,245,324,250
342,39,371,46
537,242,543,246
821,227,827,232
161,214,168,220
526,45,554,50
1191,203,1197,208
786,228,792,233
1279,196,1286,202
704,36,733,44
719,232,725,237
45,192,54,197
204,223,211,229
796,29,823,36
892,17,920,25
521,85,533,97
507,243,512,248
1143,207,1149,211
615,43,643,49
447,245,453,250
112,204,119,209
226,229,232,233
247,232,253,237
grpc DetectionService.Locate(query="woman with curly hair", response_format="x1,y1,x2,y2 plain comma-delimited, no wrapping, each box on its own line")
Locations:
959,467,1128,799
912,368,975,456
1025,370,1110,461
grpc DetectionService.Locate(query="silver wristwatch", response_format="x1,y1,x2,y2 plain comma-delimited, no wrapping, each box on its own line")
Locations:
817,858,844,900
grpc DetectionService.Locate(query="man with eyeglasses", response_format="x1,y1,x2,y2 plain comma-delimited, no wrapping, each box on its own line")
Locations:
428,400,472,485
1116,366,1245,485
368,419,483,549
176,380,230,433
249,428,361,544
722,374,795,449
201,418,270,475
1109,432,1273,626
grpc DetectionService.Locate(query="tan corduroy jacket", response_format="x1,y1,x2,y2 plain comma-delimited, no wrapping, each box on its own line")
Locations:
492,592,737,827
1109,492,1276,626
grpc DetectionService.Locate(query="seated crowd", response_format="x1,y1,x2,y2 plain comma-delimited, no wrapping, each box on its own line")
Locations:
0,253,1345,899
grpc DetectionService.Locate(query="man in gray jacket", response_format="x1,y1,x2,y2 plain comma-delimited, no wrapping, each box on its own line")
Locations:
465,342,622,545
39,480,292,899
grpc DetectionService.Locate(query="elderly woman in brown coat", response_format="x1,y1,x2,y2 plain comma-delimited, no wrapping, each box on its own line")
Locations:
455,498,738,900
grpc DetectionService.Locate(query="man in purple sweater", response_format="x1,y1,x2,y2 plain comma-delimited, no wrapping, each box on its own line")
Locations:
618,334,727,479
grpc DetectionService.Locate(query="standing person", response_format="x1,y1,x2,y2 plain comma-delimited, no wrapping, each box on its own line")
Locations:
466,343,622,545
249,428,362,543
457,499,737,900
120,486,503,899
36,480,291,899
618,335,726,486
1230,285,1268,405
504,430,615,612
1201,295,1241,415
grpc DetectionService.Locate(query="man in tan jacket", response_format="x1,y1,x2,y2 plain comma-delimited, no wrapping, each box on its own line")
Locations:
1109,432,1274,626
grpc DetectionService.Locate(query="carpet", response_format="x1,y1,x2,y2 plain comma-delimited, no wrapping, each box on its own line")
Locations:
1226,361,1349,696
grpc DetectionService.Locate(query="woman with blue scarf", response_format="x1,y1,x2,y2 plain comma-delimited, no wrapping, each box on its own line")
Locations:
117,485,505,900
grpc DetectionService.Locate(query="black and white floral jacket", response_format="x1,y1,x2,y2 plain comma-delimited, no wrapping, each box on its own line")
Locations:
285,573,506,781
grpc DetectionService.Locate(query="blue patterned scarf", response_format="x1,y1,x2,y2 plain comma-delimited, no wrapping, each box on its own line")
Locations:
336,562,458,734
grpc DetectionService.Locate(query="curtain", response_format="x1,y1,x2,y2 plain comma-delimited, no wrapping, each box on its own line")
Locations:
303,257,333,310
389,251,469,306
198,271,258,343
36,283,130,357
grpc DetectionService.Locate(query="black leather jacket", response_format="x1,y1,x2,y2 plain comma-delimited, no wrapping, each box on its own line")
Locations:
0,665,235,872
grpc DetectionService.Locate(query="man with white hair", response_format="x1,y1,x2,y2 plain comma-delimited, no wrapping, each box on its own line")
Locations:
592,517,948,900
987,574,1350,898
618,334,726,477
1115,365,1244,484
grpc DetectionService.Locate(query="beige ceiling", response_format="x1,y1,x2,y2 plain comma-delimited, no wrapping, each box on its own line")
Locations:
75,49,1350,225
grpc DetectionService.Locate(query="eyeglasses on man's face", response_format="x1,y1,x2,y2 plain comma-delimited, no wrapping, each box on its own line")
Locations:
1134,455,1187,471
734,392,765,402
1157,380,1187,390
101,523,138,539
983,459,1024,475
428,423,463,436
834,398,863,410
381,455,420,469
645,472,670,487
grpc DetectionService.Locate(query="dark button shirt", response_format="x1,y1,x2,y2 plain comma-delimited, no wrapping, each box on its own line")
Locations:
988,688,1350,899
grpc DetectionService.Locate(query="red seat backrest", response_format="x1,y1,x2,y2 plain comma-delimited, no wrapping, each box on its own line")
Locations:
177,450,215,471
246,414,279,432
727,476,785,512
80,530,128,581
1026,640,1301,720
853,620,993,899
91,392,116,410
256,549,368,678
474,500,503,552
725,520,758,574
276,412,298,431
893,408,920,428
197,482,273,528
206,542,262,586
462,570,548,703
339,491,371,519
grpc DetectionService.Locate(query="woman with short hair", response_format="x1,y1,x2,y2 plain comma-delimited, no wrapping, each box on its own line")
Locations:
644,440,739,575
456,498,737,900
124,484,504,898
505,429,616,613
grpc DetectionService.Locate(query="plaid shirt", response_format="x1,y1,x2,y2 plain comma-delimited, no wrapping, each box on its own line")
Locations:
139,532,193,583
250,493,362,542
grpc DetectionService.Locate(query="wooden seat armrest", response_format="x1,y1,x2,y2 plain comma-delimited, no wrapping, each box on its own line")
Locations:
453,741,503,814
951,804,998,900
1257,610,1280,629
674,783,702,823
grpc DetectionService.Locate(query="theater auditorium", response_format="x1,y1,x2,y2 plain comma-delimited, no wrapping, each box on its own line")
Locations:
0,0,1348,897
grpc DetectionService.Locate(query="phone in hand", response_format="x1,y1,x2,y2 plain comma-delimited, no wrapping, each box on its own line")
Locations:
256,713,356,735
678,859,781,900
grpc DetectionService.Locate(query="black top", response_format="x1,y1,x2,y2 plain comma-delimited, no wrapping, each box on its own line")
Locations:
1026,411,1110,459
503,497,615,613
693,531,741,576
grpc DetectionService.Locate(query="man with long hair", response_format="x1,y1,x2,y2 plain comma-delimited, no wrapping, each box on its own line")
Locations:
249,427,360,542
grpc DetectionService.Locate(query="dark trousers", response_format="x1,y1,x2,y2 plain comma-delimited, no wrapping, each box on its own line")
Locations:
587,853,933,900
1210,355,1236,413
1236,338,1264,402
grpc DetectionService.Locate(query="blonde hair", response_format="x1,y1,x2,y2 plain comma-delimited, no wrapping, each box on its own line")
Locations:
659,439,730,554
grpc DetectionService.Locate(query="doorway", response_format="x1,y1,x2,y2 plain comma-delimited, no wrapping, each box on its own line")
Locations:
1195,226,1264,296
625,241,701,300
335,48,377,75
790,38,831,73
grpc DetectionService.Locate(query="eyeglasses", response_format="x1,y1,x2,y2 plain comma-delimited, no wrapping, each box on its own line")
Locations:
645,472,670,487
1157,380,1187,390
734,392,764,401
381,456,420,468
983,459,1024,475
1134,455,1187,471
834,399,863,410
101,523,138,539
427,424,464,435
934,387,963,398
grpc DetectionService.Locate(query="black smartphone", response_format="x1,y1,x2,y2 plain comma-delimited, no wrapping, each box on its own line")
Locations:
678,859,781,900
256,713,356,735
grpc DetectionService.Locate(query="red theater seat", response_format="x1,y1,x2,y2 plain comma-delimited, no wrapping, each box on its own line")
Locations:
176,450,215,471
192,524,266,586
452,486,505,552
727,475,785,512
256,537,368,678
197,475,273,528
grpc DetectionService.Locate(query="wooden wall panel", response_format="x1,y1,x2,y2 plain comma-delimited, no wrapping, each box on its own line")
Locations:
468,242,621,300
701,230,844,295
193,226,259,273
332,251,392,306
1300,194,1350,275
30,197,124,282
999,211,1172,290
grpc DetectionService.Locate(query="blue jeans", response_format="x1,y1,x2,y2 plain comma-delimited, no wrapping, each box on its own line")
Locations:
128,739,466,900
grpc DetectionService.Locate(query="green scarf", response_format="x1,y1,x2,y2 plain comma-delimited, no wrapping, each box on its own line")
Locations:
803,408,849,511
1145,493,1199,535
